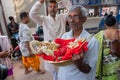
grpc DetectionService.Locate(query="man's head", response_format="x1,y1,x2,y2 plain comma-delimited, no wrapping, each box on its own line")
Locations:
9,16,14,22
20,12,29,24
110,11,113,15
47,0,58,17
67,5,88,31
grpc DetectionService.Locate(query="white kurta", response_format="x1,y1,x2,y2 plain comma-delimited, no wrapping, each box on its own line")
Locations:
58,30,99,80
29,1,72,41
29,0,72,72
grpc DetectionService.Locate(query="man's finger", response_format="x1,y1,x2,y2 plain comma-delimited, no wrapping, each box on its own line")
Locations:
80,53,84,58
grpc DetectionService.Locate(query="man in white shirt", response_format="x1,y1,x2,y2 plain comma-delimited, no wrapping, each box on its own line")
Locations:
57,5,99,80
29,0,72,80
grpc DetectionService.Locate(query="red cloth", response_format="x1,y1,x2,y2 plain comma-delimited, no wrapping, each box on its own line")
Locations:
37,38,88,62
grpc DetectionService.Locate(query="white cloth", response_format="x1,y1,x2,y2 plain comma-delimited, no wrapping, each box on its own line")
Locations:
58,30,99,80
29,0,72,73
19,23,33,57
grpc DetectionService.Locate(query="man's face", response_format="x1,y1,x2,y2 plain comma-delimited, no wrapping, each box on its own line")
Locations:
67,9,85,31
24,15,30,24
11,19,14,23
48,2,58,17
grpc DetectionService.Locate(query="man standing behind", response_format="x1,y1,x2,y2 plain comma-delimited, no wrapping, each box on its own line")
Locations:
29,0,72,80
19,12,45,74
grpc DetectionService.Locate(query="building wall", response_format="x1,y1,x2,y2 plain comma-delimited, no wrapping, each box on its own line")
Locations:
0,0,46,35
0,4,7,35
1,0,15,23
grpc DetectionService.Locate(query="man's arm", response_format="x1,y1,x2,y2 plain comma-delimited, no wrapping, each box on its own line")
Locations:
29,0,45,25
58,0,72,22
72,53,91,74
0,51,9,58
7,24,12,37
58,0,72,15
62,0,72,12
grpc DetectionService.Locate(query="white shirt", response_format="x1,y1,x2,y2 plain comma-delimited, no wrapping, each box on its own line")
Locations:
58,30,99,80
19,23,33,57
29,1,72,41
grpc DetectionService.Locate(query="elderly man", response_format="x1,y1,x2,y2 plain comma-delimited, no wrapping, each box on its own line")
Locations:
29,0,72,80
58,5,99,80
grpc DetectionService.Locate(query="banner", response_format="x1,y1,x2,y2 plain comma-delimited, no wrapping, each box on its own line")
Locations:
72,0,101,5
101,0,116,5
72,0,119,5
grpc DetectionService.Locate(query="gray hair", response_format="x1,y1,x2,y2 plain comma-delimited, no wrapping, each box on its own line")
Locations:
69,5,88,17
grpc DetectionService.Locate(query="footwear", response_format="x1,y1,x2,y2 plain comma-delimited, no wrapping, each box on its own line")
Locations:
37,69,45,74
25,69,33,75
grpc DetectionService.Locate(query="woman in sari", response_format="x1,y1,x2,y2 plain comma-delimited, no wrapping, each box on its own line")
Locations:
95,15,120,80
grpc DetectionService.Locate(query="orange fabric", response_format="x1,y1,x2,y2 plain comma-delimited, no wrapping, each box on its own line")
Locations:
22,55,40,71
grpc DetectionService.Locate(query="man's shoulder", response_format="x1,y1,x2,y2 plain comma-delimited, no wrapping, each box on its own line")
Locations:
8,23,12,27
19,23,29,29
57,13,67,18
82,30,99,45
62,31,72,39
83,30,98,41
64,31,71,35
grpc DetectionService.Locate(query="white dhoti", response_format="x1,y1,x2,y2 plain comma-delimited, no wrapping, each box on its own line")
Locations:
44,61,58,80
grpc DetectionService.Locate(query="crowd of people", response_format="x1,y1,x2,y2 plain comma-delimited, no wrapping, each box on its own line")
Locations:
0,0,120,80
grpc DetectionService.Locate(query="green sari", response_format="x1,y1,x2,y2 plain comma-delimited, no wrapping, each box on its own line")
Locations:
95,31,120,80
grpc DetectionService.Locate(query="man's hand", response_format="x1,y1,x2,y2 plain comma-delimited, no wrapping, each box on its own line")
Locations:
29,52,35,57
72,53,84,61
9,47,13,54
39,0,44,4
0,50,9,58
72,53,91,74
72,53,84,66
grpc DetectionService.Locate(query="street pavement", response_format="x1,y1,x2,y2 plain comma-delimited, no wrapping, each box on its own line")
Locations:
13,59,53,80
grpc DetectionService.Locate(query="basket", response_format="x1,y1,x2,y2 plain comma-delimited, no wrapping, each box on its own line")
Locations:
45,59,73,66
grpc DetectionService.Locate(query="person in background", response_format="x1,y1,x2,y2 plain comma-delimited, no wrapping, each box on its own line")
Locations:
19,12,45,74
36,24,43,36
110,11,113,16
99,13,108,30
29,0,72,80
8,16,19,41
57,5,99,80
95,15,120,80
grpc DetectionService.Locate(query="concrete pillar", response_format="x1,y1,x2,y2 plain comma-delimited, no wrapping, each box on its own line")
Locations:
0,3,8,35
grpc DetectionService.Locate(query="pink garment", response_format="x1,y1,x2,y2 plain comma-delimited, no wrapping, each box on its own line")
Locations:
0,36,11,51
0,36,13,70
